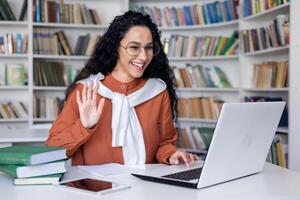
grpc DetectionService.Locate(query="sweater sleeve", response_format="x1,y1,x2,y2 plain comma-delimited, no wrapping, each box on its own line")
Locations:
155,90,177,164
46,84,99,157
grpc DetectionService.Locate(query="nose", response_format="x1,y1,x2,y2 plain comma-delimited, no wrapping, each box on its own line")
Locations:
137,47,148,60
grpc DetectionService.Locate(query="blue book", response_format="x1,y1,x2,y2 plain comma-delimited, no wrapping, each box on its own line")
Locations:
211,2,219,23
203,67,216,87
207,4,215,23
56,2,60,23
183,6,192,26
171,6,179,26
216,3,223,22
35,0,41,22
203,4,211,24
224,0,232,21
15,34,22,54
243,0,249,17
201,5,207,24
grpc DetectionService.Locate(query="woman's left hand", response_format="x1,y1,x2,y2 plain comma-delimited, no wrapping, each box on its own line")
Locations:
169,150,199,167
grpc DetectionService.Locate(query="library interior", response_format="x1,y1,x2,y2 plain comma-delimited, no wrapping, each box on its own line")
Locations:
1,0,300,199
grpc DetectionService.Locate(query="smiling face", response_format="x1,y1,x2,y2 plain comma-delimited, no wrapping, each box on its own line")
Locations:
112,26,154,83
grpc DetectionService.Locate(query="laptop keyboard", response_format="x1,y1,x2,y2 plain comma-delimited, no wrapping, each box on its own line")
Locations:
162,167,202,181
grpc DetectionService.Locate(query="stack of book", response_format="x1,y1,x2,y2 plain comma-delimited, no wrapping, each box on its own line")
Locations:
178,127,215,151
242,15,289,53
173,64,232,88
131,0,239,27
0,145,67,185
177,97,224,120
33,1,101,24
0,101,28,119
33,95,64,119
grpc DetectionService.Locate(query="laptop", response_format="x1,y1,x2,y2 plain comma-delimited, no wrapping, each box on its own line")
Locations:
132,102,285,189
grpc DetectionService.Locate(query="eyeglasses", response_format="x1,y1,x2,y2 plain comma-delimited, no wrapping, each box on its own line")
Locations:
120,41,160,57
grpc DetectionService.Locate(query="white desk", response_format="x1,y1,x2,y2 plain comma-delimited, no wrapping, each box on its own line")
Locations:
1,163,300,200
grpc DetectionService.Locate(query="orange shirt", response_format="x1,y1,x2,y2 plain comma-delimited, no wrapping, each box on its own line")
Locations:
46,74,177,165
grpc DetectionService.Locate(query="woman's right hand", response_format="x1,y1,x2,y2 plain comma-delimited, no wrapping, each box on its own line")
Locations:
76,81,105,129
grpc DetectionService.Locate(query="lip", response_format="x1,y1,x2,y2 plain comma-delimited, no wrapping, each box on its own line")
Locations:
130,61,146,73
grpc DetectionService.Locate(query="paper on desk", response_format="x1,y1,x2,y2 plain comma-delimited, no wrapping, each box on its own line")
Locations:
77,163,167,178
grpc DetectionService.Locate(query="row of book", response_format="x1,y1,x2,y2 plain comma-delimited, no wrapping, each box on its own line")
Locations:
0,33,28,55
0,145,67,185
0,0,27,21
242,14,289,53
244,0,290,17
266,134,288,168
252,60,288,88
178,127,214,151
0,101,28,119
33,61,80,86
74,34,101,56
1,63,27,86
33,29,71,55
173,64,232,88
34,61,65,87
244,96,288,127
178,97,224,120
33,28,100,56
131,0,239,27
163,31,239,58
34,0,101,24
33,95,64,119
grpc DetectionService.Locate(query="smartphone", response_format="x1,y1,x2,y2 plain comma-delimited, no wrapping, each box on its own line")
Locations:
56,178,131,195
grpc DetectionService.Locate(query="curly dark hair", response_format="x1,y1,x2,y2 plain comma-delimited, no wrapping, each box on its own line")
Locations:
66,10,178,120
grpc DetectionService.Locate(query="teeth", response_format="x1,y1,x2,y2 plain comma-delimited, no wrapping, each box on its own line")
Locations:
132,62,144,67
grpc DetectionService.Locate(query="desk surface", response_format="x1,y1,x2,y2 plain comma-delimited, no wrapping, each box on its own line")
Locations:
1,163,300,200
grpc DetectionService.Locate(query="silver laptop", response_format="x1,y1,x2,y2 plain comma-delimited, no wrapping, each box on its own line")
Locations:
132,102,285,189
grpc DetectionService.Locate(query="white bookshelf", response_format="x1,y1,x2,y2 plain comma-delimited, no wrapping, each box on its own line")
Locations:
1,0,299,171
289,0,300,171
33,22,109,29
242,45,289,56
159,19,239,31
243,2,290,21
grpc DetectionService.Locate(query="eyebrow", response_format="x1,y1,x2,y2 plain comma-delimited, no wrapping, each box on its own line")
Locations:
128,41,153,46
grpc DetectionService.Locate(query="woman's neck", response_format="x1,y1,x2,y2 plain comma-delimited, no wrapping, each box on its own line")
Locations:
111,70,135,83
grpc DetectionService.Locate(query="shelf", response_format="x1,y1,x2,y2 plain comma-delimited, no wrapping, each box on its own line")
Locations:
0,86,28,90
159,20,239,31
33,22,109,29
0,118,28,123
33,54,89,60
243,88,289,92
242,46,289,56
0,21,28,26
243,3,290,21
33,118,55,122
177,87,239,93
178,118,217,124
168,55,239,62
277,127,288,134
0,128,48,143
0,54,28,59
33,86,67,91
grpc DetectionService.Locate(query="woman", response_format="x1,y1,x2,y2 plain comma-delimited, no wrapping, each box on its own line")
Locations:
46,11,197,166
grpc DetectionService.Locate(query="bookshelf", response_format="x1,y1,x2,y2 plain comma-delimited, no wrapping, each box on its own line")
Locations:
1,0,299,170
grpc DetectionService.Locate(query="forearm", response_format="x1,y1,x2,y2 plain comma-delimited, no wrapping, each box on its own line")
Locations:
46,118,97,157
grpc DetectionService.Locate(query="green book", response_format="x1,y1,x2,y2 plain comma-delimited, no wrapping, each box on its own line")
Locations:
0,161,66,178
220,30,239,55
0,145,67,165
